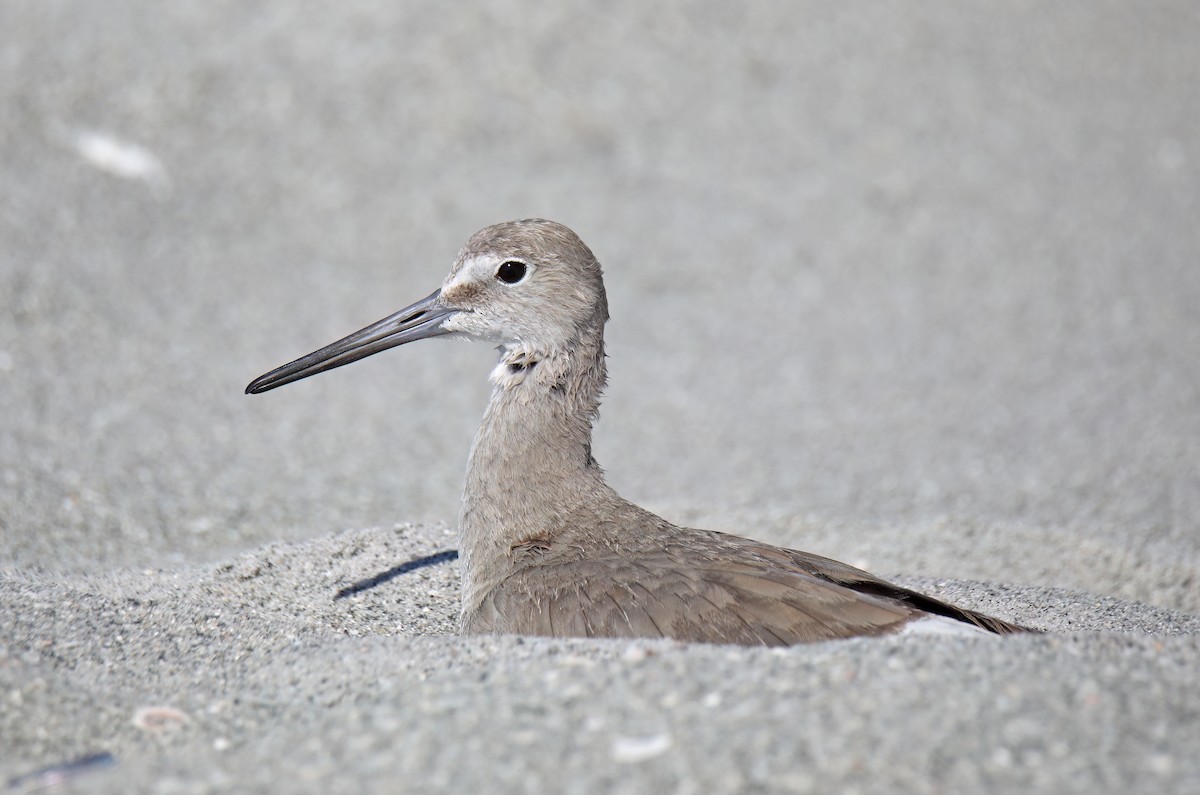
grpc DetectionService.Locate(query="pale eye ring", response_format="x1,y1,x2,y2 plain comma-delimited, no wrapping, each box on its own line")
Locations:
495,260,529,285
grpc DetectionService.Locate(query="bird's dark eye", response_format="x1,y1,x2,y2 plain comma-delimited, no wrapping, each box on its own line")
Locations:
496,260,528,284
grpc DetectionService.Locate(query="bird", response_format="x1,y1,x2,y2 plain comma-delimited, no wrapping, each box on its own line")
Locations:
247,219,1029,645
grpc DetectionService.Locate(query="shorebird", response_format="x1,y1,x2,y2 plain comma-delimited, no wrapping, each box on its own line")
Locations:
247,219,1027,644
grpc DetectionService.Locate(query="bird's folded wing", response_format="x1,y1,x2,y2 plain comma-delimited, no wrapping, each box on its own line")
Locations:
468,556,921,645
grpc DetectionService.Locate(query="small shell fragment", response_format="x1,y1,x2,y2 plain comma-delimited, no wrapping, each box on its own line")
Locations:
132,705,191,732
611,732,673,763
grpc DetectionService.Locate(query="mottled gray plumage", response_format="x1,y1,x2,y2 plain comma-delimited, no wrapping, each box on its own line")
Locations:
248,219,1028,644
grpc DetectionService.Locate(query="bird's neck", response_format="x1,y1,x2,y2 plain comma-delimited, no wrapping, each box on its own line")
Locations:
458,325,610,609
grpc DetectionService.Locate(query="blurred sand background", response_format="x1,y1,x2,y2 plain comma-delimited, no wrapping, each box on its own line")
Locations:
2,2,1198,792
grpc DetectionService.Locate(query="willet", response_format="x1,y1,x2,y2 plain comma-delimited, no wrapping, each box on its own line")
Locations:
247,219,1027,644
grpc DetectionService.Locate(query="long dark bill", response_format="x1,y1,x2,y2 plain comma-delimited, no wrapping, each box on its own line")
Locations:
246,289,456,394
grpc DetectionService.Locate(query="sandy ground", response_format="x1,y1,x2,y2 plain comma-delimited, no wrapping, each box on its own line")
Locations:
2,2,1199,792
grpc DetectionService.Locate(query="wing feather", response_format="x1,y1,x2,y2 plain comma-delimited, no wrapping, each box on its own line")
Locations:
462,524,1030,643
466,554,920,644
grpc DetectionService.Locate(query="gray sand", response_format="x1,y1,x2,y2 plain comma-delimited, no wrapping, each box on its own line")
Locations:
3,2,1199,792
